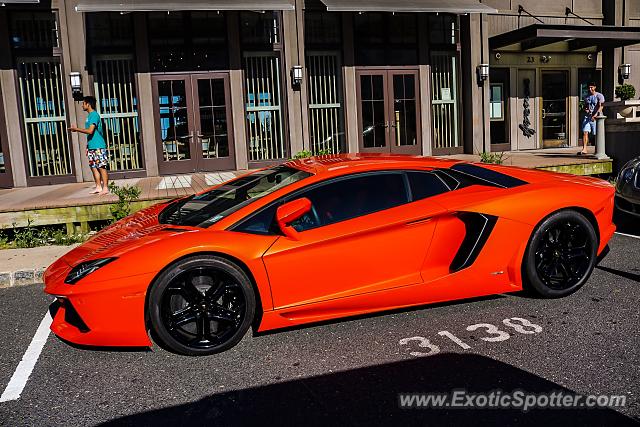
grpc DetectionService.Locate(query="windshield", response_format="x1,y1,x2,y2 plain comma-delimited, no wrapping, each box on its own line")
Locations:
158,166,312,227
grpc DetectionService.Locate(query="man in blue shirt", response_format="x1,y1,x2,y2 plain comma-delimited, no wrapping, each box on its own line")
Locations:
69,96,109,194
580,82,605,155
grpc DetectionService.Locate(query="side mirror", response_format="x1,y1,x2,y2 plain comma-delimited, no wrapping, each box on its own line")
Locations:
276,197,312,239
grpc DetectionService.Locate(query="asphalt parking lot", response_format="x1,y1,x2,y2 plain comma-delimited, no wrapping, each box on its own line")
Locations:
1,223,639,426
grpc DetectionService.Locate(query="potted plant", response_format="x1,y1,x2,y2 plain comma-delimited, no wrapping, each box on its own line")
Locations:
615,83,636,101
613,83,637,118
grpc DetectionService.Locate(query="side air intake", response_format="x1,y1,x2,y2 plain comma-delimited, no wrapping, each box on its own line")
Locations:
449,212,498,273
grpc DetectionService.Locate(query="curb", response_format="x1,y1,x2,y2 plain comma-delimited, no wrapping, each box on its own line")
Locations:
0,268,46,288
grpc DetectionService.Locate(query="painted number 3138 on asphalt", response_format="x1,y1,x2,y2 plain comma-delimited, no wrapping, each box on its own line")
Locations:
399,317,543,357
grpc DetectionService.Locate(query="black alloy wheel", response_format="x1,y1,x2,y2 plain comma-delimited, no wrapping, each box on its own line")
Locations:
148,255,256,356
523,210,598,298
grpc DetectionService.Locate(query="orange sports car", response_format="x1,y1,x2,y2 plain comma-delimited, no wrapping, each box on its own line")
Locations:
44,154,615,356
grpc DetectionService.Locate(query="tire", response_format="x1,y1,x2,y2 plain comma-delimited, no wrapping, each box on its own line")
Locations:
147,255,256,356
522,210,598,298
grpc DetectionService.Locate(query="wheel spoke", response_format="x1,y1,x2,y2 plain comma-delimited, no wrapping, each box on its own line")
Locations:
171,307,197,329
205,280,229,303
209,305,239,323
564,247,587,260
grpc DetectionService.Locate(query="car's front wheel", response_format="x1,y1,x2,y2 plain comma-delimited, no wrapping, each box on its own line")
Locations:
147,255,256,356
523,210,598,298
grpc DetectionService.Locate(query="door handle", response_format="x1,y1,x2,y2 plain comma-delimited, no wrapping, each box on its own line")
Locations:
542,109,546,119
405,217,433,226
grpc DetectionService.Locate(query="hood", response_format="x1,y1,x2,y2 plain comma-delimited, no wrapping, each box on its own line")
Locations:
61,203,193,267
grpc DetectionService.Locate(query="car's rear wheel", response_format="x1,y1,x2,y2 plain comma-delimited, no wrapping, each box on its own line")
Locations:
523,210,597,298
147,255,255,356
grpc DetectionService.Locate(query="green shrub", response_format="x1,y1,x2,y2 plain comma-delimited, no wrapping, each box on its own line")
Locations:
615,84,636,101
479,151,506,165
293,148,333,159
12,219,42,249
108,182,142,223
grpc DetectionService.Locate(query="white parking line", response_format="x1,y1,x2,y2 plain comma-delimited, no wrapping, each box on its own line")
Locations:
615,232,640,240
0,312,52,403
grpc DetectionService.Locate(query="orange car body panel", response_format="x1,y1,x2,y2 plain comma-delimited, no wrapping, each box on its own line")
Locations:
43,154,616,347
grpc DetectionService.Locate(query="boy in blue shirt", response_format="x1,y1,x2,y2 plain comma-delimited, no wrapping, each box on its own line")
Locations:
579,82,605,155
69,96,109,194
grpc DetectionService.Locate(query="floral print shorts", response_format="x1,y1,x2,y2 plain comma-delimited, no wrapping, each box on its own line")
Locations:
87,148,109,169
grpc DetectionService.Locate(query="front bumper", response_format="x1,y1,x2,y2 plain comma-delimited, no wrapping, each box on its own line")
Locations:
615,194,640,217
44,258,154,347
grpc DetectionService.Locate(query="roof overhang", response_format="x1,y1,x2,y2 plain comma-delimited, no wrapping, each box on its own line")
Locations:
74,0,295,13
490,24,640,52
319,0,496,14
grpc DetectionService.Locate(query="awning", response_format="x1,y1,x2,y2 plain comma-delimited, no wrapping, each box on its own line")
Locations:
74,0,295,13
318,0,497,13
490,24,640,52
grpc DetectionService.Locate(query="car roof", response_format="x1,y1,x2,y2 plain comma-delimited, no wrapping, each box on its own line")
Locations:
283,153,463,176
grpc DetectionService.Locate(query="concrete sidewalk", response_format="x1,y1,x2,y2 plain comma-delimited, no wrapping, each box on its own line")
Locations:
0,244,77,288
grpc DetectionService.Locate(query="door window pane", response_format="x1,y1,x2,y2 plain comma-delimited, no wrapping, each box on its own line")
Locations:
158,80,191,161
293,173,409,231
541,72,568,148
392,74,418,147
360,75,386,148
490,84,504,120
407,172,450,201
197,79,230,159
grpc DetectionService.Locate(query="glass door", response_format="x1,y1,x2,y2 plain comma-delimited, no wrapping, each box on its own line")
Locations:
192,74,236,171
389,71,420,154
541,71,569,148
152,74,235,174
356,69,421,155
0,86,12,188
357,70,389,152
153,75,196,174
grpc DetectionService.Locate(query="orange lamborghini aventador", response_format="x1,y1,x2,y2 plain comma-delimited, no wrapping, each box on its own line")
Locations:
44,154,615,356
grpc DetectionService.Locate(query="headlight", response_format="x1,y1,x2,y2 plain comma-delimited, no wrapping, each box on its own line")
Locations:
64,258,117,285
621,168,635,184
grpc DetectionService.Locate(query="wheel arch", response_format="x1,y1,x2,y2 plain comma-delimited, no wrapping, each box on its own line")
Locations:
520,206,599,293
143,251,265,337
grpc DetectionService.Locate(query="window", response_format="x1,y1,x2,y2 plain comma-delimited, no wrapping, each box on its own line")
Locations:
148,12,228,72
292,173,409,232
428,14,458,46
354,13,418,66
490,83,504,121
407,172,450,201
9,11,59,50
159,166,311,228
240,12,280,46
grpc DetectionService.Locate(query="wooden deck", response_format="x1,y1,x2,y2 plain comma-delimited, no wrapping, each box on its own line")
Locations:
0,147,612,230
0,171,246,229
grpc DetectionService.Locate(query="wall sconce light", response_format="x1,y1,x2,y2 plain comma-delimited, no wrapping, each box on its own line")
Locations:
620,63,631,80
291,65,303,87
477,64,489,82
69,71,83,101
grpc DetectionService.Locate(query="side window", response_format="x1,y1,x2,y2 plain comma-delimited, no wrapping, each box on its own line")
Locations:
407,171,450,201
292,172,409,232
233,204,280,235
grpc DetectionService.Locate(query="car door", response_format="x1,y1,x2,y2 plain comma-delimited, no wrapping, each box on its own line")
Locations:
262,171,449,309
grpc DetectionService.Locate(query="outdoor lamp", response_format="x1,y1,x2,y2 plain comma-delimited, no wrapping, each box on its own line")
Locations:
70,71,83,101
291,65,303,87
620,63,631,80
477,64,489,82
